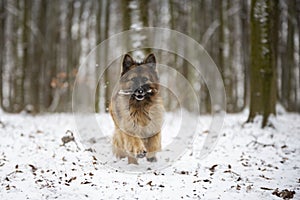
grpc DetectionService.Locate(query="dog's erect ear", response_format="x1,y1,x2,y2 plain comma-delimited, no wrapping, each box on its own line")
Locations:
122,54,134,75
144,53,156,70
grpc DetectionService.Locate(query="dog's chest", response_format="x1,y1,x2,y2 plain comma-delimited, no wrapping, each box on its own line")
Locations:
121,104,163,137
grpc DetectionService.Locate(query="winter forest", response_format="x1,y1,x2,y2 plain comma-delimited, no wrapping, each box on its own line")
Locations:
0,0,300,200
1,0,300,115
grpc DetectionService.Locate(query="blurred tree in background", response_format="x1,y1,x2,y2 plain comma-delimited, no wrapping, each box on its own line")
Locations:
0,0,299,115
248,0,277,127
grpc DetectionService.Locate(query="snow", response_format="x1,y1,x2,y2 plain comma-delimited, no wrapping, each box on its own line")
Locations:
0,111,299,200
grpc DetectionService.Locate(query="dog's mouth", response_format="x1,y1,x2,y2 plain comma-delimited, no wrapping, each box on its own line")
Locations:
118,85,157,101
118,87,155,101
134,94,145,101
133,87,151,101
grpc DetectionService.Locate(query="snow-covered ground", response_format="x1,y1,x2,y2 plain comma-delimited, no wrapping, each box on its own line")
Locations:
0,110,299,199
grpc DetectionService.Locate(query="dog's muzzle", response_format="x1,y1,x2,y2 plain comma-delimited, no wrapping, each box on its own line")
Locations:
118,87,154,101
134,87,147,101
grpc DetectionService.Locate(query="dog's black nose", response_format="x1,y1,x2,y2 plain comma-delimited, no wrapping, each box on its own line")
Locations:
137,88,143,94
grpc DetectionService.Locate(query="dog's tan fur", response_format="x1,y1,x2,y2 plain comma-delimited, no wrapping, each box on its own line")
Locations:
110,53,164,164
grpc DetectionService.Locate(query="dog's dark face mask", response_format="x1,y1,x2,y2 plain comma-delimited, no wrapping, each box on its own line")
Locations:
118,53,159,101
130,76,152,101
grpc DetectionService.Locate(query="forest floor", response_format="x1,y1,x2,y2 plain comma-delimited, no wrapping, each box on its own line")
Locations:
0,110,299,200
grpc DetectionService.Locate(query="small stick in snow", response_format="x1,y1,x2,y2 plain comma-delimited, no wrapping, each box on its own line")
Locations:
0,121,5,128
246,134,275,147
61,130,81,150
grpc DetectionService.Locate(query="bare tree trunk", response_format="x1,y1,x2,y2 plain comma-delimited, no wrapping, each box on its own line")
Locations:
21,0,32,112
122,0,131,48
95,0,102,113
0,0,5,108
104,0,110,112
241,0,250,110
218,0,224,74
228,0,236,112
47,1,59,111
140,0,149,27
65,1,75,112
9,0,20,112
30,0,41,113
282,0,296,111
139,0,150,55
38,0,47,111
297,0,300,112
248,0,277,127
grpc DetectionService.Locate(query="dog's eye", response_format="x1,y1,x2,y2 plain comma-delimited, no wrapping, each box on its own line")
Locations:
131,77,137,82
142,77,148,82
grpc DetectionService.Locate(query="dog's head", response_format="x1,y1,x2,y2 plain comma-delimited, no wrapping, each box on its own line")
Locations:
118,53,159,101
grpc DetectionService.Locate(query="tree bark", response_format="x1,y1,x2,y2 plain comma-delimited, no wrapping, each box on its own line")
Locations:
297,0,300,112
248,0,277,127
241,0,250,111
104,0,110,112
38,0,47,111
282,0,296,111
0,0,5,108
95,0,102,113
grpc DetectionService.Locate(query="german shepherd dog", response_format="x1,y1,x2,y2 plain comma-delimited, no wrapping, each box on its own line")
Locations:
110,53,164,164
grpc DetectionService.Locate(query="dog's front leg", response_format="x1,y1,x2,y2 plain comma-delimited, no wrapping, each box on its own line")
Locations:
143,132,161,162
123,134,147,164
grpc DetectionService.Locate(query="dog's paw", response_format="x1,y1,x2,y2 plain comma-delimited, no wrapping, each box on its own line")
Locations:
137,150,147,158
127,145,147,159
125,138,147,159
147,156,157,162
